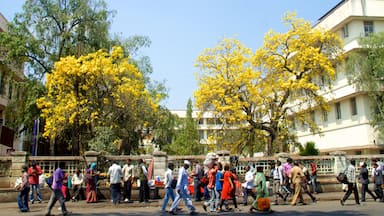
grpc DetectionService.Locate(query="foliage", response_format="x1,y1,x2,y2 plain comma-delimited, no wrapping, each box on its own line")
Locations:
194,13,343,156
345,32,384,139
152,106,179,148
299,141,319,156
88,126,119,154
0,0,114,78
165,98,201,155
37,47,159,154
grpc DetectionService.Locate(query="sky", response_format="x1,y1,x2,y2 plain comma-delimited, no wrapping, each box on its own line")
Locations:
0,0,341,110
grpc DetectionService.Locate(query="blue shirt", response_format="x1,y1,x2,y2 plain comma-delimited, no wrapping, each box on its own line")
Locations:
215,171,223,191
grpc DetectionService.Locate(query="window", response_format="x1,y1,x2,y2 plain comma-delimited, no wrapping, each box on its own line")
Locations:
350,97,357,116
342,24,349,38
8,82,12,99
199,130,205,140
0,72,5,95
310,111,315,123
323,110,328,122
198,119,204,125
336,102,342,120
364,21,374,36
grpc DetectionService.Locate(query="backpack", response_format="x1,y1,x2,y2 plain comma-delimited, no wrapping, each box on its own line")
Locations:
46,175,54,188
336,168,348,184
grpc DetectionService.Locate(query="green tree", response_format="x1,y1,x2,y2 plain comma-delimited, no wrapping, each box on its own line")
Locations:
0,0,167,155
299,141,319,156
346,32,384,139
165,98,201,155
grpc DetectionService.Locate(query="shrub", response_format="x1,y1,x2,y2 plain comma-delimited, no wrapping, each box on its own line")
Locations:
299,141,319,156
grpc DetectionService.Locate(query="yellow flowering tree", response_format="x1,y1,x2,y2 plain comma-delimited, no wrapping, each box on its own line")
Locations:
37,46,159,154
195,14,343,156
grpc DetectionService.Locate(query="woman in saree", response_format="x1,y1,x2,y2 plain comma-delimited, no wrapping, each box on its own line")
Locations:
85,163,98,203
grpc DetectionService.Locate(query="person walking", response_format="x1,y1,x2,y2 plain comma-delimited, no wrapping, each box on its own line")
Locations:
310,161,318,194
122,159,134,203
359,161,376,202
290,161,306,206
28,161,42,204
161,162,175,212
169,160,197,215
191,160,203,202
219,164,237,212
138,159,150,203
203,162,217,212
44,162,71,216
271,161,285,204
249,166,272,213
242,165,256,206
372,162,384,202
214,162,224,211
282,158,293,196
300,162,317,203
71,169,84,201
17,165,30,212
340,159,360,205
108,161,122,206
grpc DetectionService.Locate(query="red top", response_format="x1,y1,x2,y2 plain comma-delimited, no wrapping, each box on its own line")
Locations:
28,165,42,184
310,162,317,175
221,171,234,200
207,168,217,189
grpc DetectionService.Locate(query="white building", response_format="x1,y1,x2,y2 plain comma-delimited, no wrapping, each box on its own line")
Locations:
170,109,222,147
296,0,384,155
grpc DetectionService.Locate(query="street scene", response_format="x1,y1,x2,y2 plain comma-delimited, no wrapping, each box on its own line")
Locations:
1,0,384,216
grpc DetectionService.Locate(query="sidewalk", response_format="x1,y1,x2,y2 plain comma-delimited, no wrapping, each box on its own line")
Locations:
0,191,350,215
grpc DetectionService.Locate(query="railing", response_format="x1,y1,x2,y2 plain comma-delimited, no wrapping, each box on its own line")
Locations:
29,156,87,175
6,153,384,181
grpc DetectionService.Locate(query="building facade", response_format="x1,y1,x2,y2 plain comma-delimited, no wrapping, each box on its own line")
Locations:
0,13,24,155
296,0,384,155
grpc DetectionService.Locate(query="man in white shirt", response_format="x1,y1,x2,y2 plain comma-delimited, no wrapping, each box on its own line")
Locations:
169,160,197,215
108,161,122,206
122,159,134,202
161,163,175,212
242,165,256,206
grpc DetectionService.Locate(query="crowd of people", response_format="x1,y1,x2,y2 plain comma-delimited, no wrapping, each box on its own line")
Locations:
13,156,384,215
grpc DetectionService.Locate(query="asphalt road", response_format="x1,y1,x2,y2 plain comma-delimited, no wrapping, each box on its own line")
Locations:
2,199,383,216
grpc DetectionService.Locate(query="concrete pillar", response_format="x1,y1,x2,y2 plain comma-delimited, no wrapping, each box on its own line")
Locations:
330,151,347,174
152,151,167,180
10,151,28,187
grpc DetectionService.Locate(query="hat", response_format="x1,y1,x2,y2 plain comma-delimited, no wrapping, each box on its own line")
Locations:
360,161,365,166
184,160,191,165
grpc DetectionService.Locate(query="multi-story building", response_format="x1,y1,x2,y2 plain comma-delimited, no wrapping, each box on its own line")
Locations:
0,13,24,155
296,0,384,155
170,110,221,149
173,0,384,155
